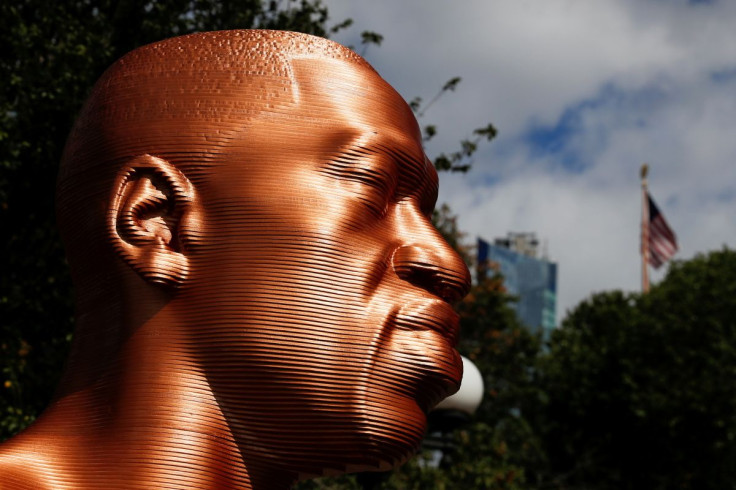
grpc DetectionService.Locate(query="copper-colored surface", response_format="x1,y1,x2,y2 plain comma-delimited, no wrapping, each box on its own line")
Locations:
0,31,470,488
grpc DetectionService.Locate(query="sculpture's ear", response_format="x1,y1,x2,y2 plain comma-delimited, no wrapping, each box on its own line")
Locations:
108,155,200,289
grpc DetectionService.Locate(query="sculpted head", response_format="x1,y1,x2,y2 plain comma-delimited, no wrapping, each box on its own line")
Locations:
49,30,471,484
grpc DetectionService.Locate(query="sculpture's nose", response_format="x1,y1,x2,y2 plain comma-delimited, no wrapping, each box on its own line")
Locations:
392,243,471,303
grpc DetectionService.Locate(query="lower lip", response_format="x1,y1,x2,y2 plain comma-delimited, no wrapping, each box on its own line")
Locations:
389,300,463,408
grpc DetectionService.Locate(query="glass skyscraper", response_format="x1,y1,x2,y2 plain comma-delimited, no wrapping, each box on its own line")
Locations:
478,234,557,339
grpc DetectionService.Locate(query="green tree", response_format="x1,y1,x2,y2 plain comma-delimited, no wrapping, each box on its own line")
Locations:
534,248,736,490
438,271,543,489
411,78,498,173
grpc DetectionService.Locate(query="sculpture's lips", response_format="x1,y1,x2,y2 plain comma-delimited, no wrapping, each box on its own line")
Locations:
391,298,463,412
394,298,461,347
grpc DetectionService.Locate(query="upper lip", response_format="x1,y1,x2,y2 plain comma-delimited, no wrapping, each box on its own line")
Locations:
393,297,461,346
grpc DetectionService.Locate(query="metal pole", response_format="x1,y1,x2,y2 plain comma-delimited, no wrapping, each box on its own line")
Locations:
641,163,650,293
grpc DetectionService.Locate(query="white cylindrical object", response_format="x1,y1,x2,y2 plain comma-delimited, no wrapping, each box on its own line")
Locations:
434,356,484,415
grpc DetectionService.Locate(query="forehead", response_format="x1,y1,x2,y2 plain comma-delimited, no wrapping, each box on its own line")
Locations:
291,57,421,141
207,54,438,208
290,56,434,176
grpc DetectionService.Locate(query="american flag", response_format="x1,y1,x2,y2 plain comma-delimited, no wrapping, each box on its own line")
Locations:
646,193,678,268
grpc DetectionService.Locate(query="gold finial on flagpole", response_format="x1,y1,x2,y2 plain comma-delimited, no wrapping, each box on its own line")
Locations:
641,163,649,182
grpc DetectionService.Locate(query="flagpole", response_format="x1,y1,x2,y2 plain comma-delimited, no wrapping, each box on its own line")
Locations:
641,163,650,293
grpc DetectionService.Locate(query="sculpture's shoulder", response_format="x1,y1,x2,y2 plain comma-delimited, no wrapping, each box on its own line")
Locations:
0,442,57,490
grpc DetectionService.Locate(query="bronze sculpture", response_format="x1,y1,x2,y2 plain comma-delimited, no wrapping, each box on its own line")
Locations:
0,30,470,489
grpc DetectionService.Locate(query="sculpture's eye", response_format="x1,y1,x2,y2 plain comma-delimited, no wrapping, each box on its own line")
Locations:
352,166,396,217
321,147,398,218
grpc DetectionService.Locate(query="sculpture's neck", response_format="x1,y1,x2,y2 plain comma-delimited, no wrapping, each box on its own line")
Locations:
0,313,294,490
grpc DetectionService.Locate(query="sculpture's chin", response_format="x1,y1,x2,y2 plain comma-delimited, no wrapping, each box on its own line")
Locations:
297,397,427,478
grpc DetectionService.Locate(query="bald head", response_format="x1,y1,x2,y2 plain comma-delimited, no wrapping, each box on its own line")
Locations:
56,30,374,290
60,30,371,187
61,30,369,175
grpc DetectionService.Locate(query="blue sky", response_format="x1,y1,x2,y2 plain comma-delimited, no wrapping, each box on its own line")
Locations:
324,0,736,323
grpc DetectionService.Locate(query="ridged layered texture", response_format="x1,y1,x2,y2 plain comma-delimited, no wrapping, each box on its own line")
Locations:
0,31,470,489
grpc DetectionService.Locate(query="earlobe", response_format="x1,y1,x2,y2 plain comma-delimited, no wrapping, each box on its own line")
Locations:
108,154,199,289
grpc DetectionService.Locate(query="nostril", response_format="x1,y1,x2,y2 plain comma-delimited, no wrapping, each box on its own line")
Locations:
392,245,470,302
396,264,436,288
392,245,435,281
